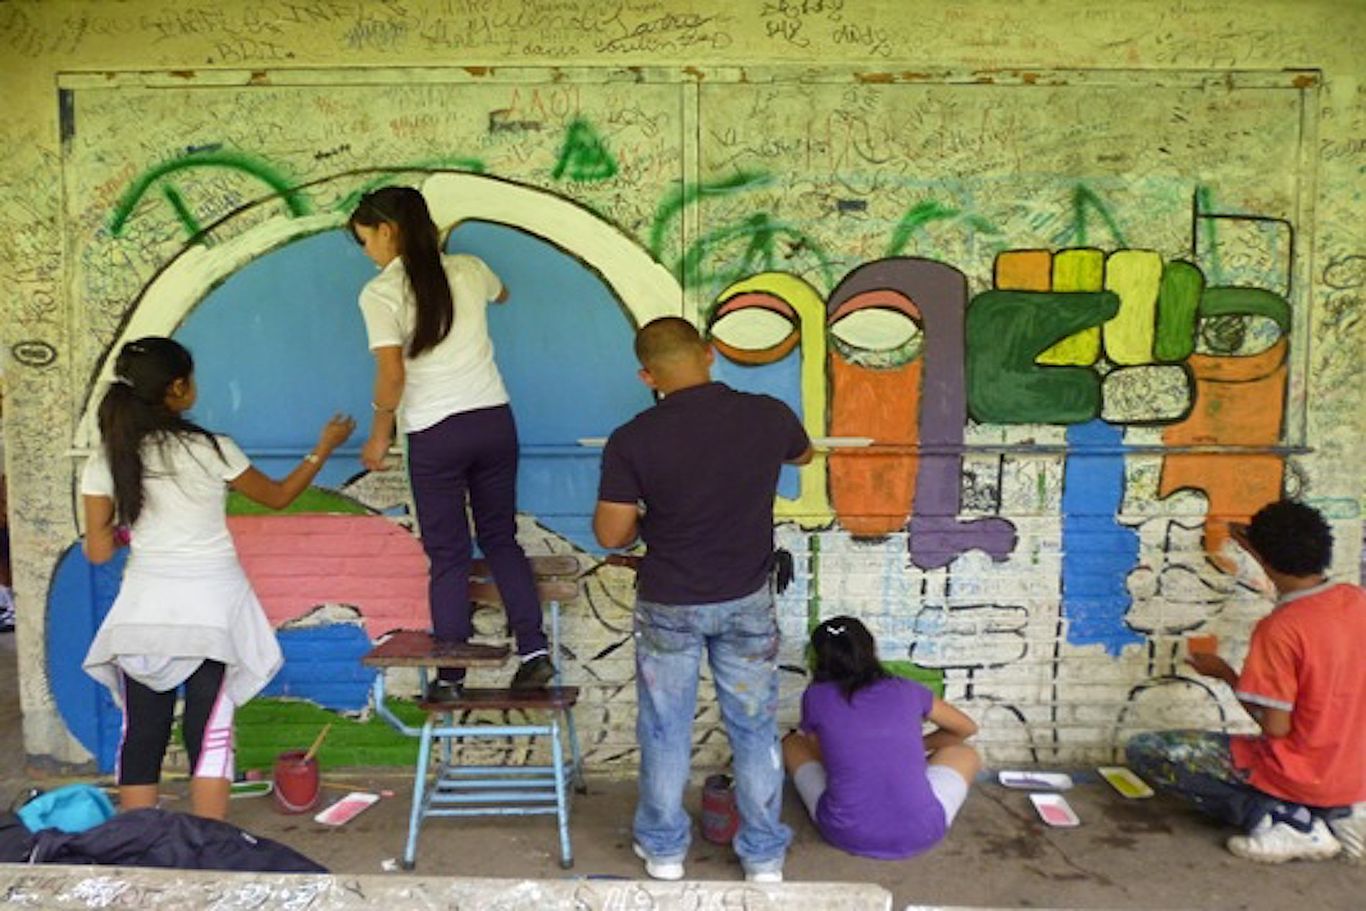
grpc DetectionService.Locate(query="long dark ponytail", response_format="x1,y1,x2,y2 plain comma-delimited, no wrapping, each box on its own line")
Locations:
349,187,454,358
809,615,890,702
97,337,220,525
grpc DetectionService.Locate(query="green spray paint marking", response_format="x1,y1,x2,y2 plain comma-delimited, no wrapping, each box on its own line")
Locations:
885,200,1001,257
885,200,959,256
110,150,311,238
680,212,836,292
806,534,821,633
1070,185,1127,248
551,118,618,183
160,184,199,237
648,170,773,261
1196,185,1224,284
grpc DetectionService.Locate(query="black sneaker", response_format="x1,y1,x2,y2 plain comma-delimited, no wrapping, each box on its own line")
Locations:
425,679,463,702
511,655,556,689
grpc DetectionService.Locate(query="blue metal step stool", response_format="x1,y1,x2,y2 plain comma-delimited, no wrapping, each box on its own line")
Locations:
363,555,585,869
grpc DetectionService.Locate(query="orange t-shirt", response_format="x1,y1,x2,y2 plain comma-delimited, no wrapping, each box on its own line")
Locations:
1230,582,1366,807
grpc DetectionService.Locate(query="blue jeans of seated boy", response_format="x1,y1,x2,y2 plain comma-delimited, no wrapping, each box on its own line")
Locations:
633,585,791,874
1126,730,1322,833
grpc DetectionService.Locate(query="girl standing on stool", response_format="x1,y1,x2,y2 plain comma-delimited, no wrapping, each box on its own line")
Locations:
349,187,553,700
783,616,981,859
82,337,354,819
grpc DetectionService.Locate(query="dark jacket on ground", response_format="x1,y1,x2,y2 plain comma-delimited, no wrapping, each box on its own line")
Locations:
28,808,326,872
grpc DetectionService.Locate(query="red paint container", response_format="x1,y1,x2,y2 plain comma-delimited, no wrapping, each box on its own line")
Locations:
700,773,739,844
272,750,320,814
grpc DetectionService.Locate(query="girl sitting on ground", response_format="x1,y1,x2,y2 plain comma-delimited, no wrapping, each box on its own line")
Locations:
783,616,981,859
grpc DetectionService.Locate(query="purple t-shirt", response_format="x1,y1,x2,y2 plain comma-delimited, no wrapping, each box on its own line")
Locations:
598,382,809,605
800,677,946,859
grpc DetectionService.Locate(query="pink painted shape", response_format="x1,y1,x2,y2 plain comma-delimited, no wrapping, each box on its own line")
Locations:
228,515,429,639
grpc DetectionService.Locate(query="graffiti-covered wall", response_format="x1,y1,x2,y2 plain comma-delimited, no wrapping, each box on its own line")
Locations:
2,1,1362,770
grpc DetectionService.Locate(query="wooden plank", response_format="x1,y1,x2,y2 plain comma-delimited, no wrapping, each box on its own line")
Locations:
471,555,580,578
468,579,581,605
362,631,510,668
419,686,580,712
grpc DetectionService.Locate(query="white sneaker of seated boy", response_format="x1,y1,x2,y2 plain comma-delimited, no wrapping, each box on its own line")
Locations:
1326,802,1366,863
1226,816,1341,863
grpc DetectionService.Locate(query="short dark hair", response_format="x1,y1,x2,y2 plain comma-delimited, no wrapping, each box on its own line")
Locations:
1244,499,1333,576
634,316,705,369
809,616,889,702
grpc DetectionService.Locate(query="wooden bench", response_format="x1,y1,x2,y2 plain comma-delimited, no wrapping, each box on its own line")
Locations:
363,555,584,870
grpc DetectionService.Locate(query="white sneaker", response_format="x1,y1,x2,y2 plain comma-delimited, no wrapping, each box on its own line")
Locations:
632,842,684,881
1326,803,1366,864
744,869,783,883
1227,816,1341,863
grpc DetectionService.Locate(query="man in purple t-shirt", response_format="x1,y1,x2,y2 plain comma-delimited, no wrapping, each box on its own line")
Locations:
594,317,812,883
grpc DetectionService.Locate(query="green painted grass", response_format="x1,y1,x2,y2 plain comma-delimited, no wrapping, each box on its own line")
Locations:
235,698,424,771
883,660,945,698
227,488,370,516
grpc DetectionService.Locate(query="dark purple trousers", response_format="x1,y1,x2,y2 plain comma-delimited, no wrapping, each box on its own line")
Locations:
406,405,547,681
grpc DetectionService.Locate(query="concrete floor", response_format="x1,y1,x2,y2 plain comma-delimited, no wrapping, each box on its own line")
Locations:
4,635,1362,909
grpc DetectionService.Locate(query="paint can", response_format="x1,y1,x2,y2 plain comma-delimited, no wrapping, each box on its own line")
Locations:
700,773,739,844
272,750,320,814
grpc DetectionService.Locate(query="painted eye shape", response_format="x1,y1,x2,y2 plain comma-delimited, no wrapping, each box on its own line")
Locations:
708,292,800,366
827,291,924,368
830,307,922,352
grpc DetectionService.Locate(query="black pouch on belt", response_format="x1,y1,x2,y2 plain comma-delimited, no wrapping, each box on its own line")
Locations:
772,548,794,594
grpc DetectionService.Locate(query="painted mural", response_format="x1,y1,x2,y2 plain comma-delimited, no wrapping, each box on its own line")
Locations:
11,60,1356,771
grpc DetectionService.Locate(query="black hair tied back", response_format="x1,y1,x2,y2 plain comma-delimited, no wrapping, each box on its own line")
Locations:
810,615,890,702
349,187,454,358
97,337,220,525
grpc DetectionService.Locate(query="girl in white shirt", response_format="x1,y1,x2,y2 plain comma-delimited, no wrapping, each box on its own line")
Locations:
82,337,354,819
349,187,552,699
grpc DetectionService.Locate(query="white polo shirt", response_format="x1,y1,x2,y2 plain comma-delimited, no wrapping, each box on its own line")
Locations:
358,253,509,434
81,433,250,560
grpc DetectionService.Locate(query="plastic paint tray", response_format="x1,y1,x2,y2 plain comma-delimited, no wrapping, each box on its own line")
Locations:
314,791,379,826
1098,766,1155,799
998,770,1074,790
1030,792,1081,827
229,780,273,799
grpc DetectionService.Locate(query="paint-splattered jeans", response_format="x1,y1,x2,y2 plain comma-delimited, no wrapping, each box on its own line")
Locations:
633,585,791,873
1126,730,1305,832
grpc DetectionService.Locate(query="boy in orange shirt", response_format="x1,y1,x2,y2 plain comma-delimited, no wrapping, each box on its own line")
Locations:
1127,500,1366,864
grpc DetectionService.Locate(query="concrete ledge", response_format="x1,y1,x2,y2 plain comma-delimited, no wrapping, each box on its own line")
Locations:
0,864,893,910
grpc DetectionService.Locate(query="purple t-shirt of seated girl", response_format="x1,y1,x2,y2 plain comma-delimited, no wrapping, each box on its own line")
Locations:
800,677,946,859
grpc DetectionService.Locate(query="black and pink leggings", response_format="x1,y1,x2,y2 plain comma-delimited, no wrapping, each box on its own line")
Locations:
117,659,235,785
